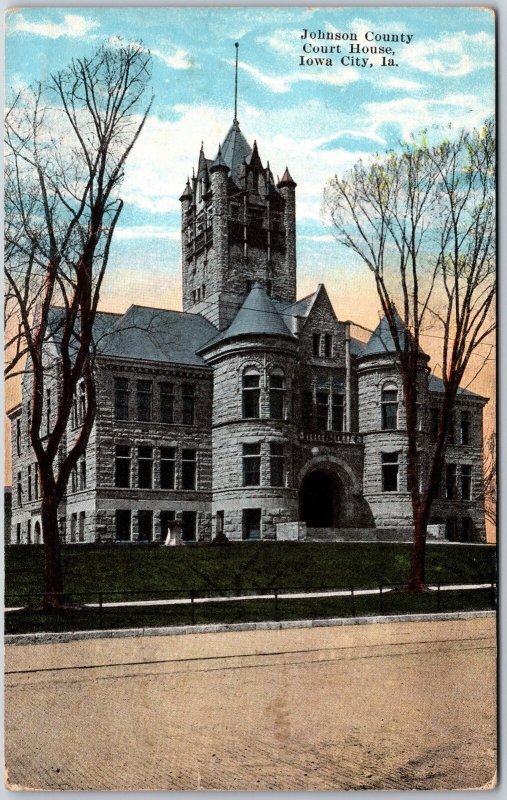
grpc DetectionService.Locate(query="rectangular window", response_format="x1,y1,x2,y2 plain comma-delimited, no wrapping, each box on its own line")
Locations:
137,380,153,422
115,445,131,488
80,456,86,490
182,448,197,490
16,523,21,544
115,509,132,542
71,464,78,494
302,391,313,429
460,411,471,445
243,442,261,486
269,373,285,419
446,463,457,500
182,384,195,425
382,452,399,492
242,374,260,419
17,471,22,506
27,518,32,544
160,510,175,541
34,463,39,500
430,407,440,442
216,510,224,535
160,447,176,489
312,333,321,357
331,393,344,432
70,512,77,543
46,388,51,436
71,394,79,429
27,465,32,501
79,511,86,542
270,442,285,487
138,446,153,489
381,389,398,431
114,377,129,420
182,510,197,542
159,382,174,424
324,334,332,358
16,418,21,456
447,412,455,445
79,381,86,424
316,391,329,431
137,510,153,542
461,465,472,501
243,508,261,541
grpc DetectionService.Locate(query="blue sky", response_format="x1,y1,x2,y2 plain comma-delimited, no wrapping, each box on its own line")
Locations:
5,6,496,317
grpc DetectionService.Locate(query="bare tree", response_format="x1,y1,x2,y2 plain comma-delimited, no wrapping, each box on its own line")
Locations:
480,431,496,530
323,119,495,590
4,43,153,608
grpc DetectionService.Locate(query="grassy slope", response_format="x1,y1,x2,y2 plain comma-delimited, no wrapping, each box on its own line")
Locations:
5,541,496,603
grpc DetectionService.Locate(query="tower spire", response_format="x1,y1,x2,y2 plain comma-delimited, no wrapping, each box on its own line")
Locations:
234,42,239,123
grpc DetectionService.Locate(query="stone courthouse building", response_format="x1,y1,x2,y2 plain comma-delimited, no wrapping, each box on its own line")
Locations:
8,113,488,545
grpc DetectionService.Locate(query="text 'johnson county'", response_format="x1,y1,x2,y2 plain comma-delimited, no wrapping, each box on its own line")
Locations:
300,29,414,67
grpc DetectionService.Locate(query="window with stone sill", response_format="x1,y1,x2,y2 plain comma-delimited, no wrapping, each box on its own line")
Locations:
270,442,285,487
445,463,457,500
269,370,285,420
182,384,195,426
242,370,260,419
460,410,471,445
114,377,129,421
159,382,174,424
243,442,261,486
160,447,176,490
17,472,22,506
382,451,399,492
16,418,21,456
115,509,131,542
138,445,154,489
137,379,153,422
182,448,197,490
461,465,472,501
381,385,398,431
115,445,131,488
27,465,32,501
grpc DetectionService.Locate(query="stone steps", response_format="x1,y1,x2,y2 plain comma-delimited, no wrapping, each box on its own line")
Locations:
305,528,415,543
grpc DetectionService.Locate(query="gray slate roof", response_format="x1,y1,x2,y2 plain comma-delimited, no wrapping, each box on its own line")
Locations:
47,305,218,368
219,120,252,184
200,283,295,350
362,311,427,358
428,374,486,401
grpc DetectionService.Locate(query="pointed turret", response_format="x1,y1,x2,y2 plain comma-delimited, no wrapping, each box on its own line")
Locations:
210,144,228,173
361,310,428,358
220,119,252,184
277,167,297,188
179,177,192,202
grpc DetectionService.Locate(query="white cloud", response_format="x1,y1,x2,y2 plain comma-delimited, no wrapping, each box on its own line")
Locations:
379,77,425,91
299,234,335,242
236,59,358,94
114,226,180,241
256,29,295,54
152,47,194,71
404,31,495,77
7,12,98,39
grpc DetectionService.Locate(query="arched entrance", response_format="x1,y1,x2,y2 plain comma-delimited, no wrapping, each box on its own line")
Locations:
299,469,342,528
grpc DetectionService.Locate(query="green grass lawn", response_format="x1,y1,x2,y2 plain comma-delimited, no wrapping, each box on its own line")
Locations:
5,541,496,604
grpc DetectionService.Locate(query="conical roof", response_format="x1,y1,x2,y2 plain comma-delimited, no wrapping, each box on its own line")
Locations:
219,119,252,184
199,283,295,351
362,310,427,357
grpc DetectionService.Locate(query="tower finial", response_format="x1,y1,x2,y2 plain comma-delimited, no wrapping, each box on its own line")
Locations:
234,42,239,123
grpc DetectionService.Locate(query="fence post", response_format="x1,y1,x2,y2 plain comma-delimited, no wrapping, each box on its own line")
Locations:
190,590,196,625
99,592,103,629
379,585,384,615
437,582,441,612
274,589,279,621
350,586,356,617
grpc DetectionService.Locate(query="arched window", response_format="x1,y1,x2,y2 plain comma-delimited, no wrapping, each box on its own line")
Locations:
269,369,285,419
381,383,398,430
242,369,260,418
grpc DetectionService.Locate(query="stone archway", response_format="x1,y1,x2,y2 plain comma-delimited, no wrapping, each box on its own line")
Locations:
299,469,342,527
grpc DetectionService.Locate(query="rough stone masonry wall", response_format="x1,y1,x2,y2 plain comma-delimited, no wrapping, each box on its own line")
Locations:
94,358,213,542
209,339,299,539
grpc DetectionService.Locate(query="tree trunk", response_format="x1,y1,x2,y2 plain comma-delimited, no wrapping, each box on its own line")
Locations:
40,492,64,609
406,506,428,591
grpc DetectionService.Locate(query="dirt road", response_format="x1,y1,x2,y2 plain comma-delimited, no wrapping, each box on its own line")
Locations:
4,616,497,790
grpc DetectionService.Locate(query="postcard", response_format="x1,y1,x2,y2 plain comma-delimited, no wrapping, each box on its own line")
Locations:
3,6,497,791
